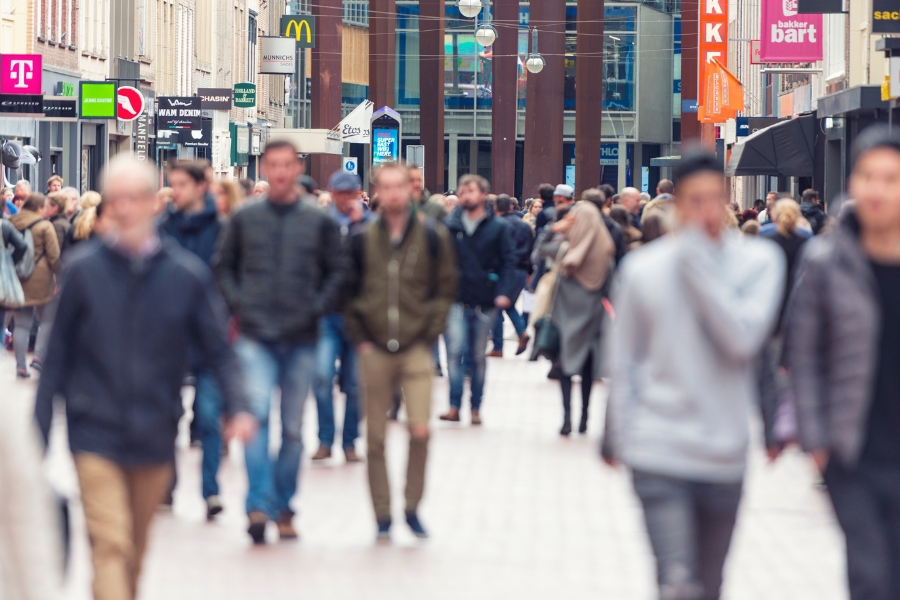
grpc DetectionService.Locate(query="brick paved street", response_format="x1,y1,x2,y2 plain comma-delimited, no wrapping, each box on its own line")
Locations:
3,339,848,600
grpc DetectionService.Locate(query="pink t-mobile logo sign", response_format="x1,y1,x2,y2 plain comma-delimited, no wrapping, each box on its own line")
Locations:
0,54,42,95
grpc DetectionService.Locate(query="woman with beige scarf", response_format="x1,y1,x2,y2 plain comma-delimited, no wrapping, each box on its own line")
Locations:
539,199,615,435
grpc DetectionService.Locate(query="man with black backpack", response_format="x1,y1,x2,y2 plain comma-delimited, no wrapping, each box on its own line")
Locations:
344,162,458,541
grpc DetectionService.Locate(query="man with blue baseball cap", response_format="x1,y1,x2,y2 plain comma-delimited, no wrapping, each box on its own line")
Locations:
311,170,373,462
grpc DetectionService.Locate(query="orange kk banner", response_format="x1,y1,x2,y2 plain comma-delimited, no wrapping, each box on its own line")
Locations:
698,59,744,123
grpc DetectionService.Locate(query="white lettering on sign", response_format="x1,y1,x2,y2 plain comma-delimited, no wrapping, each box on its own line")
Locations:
8,59,34,88
706,0,723,14
771,20,817,43
705,23,723,43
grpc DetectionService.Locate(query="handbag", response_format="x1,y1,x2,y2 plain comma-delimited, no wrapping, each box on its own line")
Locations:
531,244,567,361
0,241,25,308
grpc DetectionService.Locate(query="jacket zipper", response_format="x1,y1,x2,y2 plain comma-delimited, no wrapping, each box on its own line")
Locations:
387,247,401,352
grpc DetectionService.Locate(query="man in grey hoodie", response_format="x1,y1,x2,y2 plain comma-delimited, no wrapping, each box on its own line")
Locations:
604,152,785,600
786,126,900,600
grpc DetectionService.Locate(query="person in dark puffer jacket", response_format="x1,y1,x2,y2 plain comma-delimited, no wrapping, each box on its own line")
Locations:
439,174,517,426
158,160,229,520
213,140,349,544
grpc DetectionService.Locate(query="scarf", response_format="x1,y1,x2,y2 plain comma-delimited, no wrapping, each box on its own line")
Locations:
560,202,615,292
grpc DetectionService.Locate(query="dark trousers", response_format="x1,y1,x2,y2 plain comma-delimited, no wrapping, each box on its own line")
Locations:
825,460,900,600
633,470,743,600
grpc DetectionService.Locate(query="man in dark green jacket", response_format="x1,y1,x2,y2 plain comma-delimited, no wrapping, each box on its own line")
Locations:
344,162,458,541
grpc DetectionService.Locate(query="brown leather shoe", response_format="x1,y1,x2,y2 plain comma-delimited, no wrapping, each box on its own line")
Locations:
439,407,461,422
487,349,503,358
471,410,482,426
276,512,299,540
311,445,332,460
344,447,364,463
515,333,531,356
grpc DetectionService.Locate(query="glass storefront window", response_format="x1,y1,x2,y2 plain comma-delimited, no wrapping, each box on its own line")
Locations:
444,33,492,109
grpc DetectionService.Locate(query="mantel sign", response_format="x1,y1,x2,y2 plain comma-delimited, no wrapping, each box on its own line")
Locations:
79,81,117,119
280,15,316,48
259,37,296,75
234,83,257,108
157,96,202,130
198,88,233,110
873,0,900,34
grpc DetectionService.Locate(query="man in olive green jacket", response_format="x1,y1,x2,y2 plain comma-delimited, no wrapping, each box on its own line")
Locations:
344,162,457,541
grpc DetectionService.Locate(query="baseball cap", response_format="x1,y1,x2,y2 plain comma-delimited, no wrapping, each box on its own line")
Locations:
328,171,362,193
553,184,574,199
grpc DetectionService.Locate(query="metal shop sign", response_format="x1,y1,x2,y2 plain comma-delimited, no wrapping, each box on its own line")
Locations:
80,81,117,119
873,0,900,34
233,83,256,108
157,96,202,130
198,88,233,110
179,120,212,148
259,37,296,75
280,15,316,48
0,94,43,114
43,97,78,119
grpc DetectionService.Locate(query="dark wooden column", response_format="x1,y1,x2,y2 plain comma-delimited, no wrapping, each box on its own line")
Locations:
680,0,700,145
575,0,603,196
491,0,518,196
311,0,343,185
369,0,396,111
420,0,445,193
522,0,565,200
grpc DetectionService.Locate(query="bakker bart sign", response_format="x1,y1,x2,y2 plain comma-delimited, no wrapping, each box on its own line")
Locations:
280,15,316,48
760,0,822,63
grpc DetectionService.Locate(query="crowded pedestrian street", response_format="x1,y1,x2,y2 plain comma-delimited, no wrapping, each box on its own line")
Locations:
5,345,845,600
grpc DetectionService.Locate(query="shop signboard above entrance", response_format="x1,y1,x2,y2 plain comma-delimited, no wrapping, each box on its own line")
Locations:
0,94,43,114
234,83,257,108
280,15,316,48
79,81,117,119
873,0,900,33
0,54,42,95
43,98,78,120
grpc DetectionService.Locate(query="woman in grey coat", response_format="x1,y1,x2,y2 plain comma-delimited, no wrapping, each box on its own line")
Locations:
539,200,615,435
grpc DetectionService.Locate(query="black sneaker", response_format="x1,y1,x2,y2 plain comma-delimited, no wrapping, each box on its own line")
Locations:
376,518,392,541
247,511,268,545
405,512,428,539
206,496,223,520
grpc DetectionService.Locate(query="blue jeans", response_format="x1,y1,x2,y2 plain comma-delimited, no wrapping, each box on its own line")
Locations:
491,269,528,349
313,314,360,449
446,303,497,411
632,471,743,600
194,369,224,499
235,337,316,518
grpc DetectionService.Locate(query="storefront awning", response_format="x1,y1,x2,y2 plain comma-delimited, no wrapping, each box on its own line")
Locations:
649,156,681,167
267,128,343,155
725,114,816,177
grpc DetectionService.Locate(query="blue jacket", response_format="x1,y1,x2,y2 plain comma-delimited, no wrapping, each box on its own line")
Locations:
500,212,534,272
157,195,223,267
35,240,247,465
445,206,518,308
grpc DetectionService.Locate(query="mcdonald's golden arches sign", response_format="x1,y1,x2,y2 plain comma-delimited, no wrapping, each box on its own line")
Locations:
280,15,316,48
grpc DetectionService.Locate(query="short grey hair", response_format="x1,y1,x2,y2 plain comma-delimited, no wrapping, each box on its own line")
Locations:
102,153,159,196
14,179,31,191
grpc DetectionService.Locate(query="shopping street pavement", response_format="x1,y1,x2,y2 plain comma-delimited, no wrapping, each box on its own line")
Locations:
3,336,848,600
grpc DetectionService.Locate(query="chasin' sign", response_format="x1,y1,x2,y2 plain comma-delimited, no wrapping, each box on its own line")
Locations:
699,0,728,105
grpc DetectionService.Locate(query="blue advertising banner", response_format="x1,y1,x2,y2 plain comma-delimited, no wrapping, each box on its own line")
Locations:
373,128,399,165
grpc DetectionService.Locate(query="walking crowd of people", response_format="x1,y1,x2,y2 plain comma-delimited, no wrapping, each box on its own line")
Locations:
2,124,900,600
